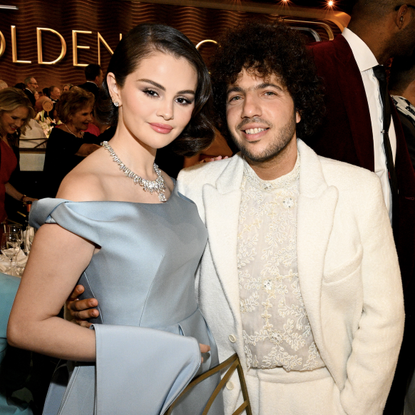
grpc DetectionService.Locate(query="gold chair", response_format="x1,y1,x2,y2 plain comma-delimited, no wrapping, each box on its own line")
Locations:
166,353,252,415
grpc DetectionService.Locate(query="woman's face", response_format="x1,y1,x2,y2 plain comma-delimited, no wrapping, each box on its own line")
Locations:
68,105,94,132
109,51,197,151
0,106,29,136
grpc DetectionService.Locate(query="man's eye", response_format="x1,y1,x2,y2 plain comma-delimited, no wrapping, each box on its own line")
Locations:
228,95,241,103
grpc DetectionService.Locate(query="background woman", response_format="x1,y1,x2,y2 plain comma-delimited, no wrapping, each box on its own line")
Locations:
42,87,101,197
0,88,37,223
8,24,223,415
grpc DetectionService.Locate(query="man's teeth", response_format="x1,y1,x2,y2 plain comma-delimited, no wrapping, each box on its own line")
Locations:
245,128,266,134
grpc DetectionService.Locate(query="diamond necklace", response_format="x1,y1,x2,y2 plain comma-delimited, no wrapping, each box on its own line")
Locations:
101,141,167,202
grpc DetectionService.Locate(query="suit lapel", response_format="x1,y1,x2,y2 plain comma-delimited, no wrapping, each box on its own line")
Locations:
332,36,374,171
296,141,338,353
203,156,244,320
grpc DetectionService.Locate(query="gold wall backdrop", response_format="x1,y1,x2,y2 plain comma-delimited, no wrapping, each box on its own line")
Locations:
0,0,343,90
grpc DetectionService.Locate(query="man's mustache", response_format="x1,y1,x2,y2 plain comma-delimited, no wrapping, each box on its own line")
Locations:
236,117,272,131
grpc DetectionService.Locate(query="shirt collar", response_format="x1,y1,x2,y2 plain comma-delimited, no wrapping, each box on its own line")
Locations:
342,27,379,72
242,152,300,192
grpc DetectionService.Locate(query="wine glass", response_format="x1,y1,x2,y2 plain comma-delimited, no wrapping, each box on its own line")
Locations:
1,225,23,276
1,232,17,274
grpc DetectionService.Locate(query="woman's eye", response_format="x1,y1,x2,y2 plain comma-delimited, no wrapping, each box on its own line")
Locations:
176,97,192,105
143,89,158,97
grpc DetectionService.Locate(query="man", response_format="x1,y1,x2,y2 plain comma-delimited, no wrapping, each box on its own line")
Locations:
49,85,61,103
23,76,38,106
390,53,415,170
78,64,103,99
70,22,404,415
305,2,415,411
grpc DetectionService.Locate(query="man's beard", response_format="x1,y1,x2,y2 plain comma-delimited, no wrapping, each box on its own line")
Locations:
230,112,297,164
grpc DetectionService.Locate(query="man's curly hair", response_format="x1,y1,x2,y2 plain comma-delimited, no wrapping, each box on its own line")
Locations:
209,21,325,143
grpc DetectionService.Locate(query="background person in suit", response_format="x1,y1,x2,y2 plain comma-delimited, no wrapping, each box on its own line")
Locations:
78,64,103,100
23,77,38,107
390,53,415,170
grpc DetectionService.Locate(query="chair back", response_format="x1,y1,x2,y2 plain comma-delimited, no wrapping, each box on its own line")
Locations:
166,353,252,415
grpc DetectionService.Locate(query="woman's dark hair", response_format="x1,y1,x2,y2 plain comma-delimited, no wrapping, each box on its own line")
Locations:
209,21,325,143
56,87,95,124
96,23,214,157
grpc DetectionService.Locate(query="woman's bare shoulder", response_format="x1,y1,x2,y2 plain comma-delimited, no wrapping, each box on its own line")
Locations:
56,150,108,202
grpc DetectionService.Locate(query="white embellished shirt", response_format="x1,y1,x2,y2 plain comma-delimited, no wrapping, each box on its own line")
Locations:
237,155,325,371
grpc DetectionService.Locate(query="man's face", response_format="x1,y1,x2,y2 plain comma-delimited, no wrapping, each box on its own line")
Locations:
226,69,300,166
27,78,38,92
50,87,61,100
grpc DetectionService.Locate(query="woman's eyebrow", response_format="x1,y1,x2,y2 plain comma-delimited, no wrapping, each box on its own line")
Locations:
137,78,195,95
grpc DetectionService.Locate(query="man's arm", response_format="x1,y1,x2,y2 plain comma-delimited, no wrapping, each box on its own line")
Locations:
66,285,99,327
338,174,404,415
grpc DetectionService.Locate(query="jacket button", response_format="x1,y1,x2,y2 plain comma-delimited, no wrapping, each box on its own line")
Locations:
228,334,237,343
226,381,234,390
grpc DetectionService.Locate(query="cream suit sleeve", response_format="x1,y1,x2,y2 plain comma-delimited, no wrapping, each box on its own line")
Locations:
325,166,405,415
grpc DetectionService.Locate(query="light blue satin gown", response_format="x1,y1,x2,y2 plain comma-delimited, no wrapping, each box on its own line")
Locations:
30,184,223,415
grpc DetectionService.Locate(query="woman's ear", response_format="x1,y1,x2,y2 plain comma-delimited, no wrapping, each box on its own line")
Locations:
107,72,121,106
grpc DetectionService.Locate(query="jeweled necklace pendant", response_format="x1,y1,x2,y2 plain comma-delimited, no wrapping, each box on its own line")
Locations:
101,141,167,202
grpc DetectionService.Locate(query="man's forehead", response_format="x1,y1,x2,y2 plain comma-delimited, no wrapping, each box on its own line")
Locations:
227,68,285,90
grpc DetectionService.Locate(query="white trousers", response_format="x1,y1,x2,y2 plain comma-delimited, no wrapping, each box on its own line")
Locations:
241,367,347,415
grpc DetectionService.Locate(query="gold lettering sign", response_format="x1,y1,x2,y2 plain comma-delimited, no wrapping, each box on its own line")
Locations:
97,32,114,66
11,26,31,64
37,28,67,65
0,31,5,58
1,26,218,68
72,30,92,67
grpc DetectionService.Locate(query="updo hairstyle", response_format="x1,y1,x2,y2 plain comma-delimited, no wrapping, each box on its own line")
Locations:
96,23,214,157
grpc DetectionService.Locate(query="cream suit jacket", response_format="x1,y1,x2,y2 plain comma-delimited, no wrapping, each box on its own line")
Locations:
178,140,404,415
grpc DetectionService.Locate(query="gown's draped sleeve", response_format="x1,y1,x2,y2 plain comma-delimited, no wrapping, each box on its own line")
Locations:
94,325,201,414
30,199,113,246
44,325,201,415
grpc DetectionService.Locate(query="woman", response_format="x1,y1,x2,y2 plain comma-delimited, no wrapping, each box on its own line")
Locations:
0,88,37,223
8,24,223,415
42,87,101,197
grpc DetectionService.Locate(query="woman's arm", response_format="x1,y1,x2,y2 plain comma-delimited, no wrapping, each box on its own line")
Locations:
75,143,100,158
7,222,97,362
5,182,37,203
